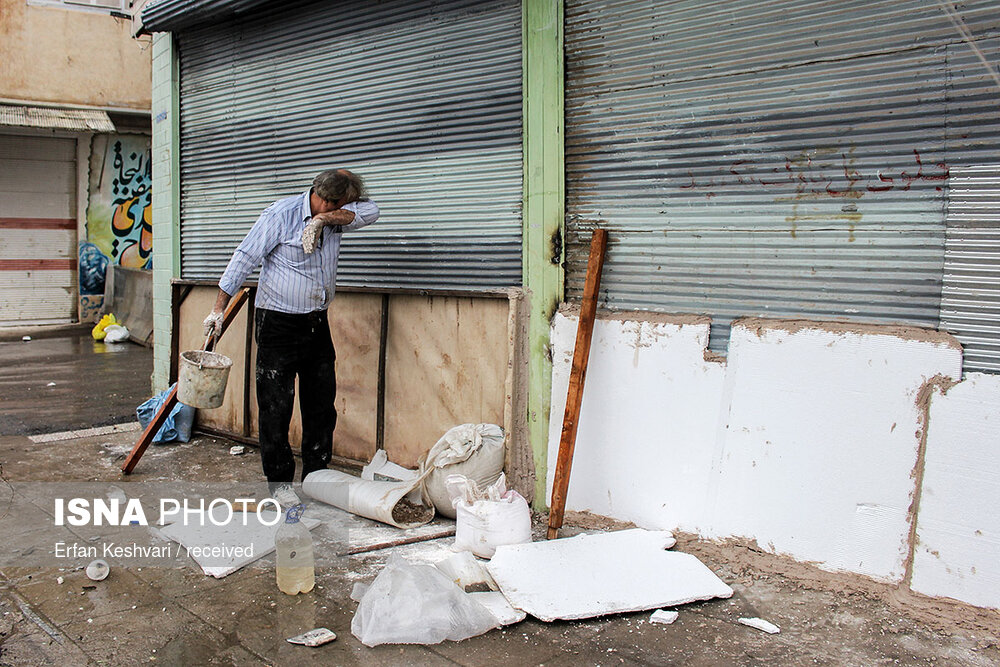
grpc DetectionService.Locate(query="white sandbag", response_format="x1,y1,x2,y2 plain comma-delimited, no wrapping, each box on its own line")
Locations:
449,473,532,559
420,423,505,519
302,469,433,529
351,553,499,646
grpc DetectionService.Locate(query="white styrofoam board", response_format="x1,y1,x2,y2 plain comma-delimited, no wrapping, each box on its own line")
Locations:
486,529,732,622
546,313,725,532
156,506,320,578
911,373,1000,609
705,323,962,582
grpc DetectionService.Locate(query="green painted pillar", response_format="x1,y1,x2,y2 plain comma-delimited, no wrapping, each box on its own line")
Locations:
523,0,564,510
150,33,182,392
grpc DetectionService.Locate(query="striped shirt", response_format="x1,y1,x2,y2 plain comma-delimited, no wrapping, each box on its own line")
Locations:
219,190,379,313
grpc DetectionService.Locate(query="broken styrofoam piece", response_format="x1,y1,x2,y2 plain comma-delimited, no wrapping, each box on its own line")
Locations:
435,551,498,592
302,469,433,529
486,529,731,622
229,445,245,456
286,628,337,647
470,591,527,626
738,617,780,634
650,610,679,625
157,505,320,578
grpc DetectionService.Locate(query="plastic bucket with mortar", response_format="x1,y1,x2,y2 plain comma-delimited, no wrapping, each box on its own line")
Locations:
178,348,232,409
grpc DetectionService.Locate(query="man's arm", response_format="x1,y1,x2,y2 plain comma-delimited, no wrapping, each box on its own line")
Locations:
312,200,380,231
205,206,280,337
303,200,380,254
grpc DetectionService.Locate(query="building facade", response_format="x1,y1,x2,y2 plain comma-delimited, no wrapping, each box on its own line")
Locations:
143,0,999,611
0,0,152,325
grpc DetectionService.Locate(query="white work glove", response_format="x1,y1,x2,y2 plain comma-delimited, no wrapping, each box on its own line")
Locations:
203,311,223,340
302,219,323,254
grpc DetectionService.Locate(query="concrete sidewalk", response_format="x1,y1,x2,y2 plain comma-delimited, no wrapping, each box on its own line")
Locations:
0,427,997,666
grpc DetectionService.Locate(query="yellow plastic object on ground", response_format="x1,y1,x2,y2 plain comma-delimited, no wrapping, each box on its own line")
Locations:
91,313,118,341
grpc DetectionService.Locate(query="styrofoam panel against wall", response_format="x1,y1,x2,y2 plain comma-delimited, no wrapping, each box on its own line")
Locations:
547,313,966,585
705,323,962,582
546,312,726,532
911,373,1000,609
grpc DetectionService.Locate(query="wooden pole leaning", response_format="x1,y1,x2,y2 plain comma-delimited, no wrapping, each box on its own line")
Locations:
121,288,250,474
547,228,608,539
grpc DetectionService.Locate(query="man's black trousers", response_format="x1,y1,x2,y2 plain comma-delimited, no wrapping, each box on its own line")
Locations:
254,308,336,484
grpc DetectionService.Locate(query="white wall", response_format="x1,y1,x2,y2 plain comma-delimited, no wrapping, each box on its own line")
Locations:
911,373,1000,609
547,311,996,598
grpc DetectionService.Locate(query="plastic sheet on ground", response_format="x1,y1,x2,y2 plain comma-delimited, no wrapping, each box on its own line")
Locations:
352,553,500,646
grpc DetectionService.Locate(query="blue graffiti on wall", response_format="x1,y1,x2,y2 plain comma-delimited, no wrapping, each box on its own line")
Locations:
79,242,109,296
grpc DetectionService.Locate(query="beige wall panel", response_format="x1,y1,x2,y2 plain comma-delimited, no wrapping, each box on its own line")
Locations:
0,0,151,110
384,296,508,468
178,287,248,435
328,292,381,463
253,294,381,463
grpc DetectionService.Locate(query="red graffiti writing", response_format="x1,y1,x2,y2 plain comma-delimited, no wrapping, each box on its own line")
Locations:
679,149,949,198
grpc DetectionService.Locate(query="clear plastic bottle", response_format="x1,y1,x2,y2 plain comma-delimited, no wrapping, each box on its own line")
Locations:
275,504,314,595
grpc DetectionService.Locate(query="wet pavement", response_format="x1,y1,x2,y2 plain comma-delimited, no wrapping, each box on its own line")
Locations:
0,326,152,436
0,325,998,665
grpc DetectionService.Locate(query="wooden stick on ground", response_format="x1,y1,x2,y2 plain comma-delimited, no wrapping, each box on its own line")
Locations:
547,228,608,539
121,288,250,475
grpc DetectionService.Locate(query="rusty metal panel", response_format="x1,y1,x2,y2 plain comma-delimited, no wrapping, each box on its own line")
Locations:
0,105,115,133
177,0,522,289
942,166,1000,372
564,0,1000,365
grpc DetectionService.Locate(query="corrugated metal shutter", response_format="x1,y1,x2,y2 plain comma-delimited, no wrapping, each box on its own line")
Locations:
141,0,273,33
0,134,78,325
942,166,1000,372
564,0,1000,369
177,0,522,289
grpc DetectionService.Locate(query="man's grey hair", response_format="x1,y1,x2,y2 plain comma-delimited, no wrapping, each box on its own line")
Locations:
313,169,367,204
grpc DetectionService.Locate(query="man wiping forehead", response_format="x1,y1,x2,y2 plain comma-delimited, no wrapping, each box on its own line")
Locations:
204,169,379,508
